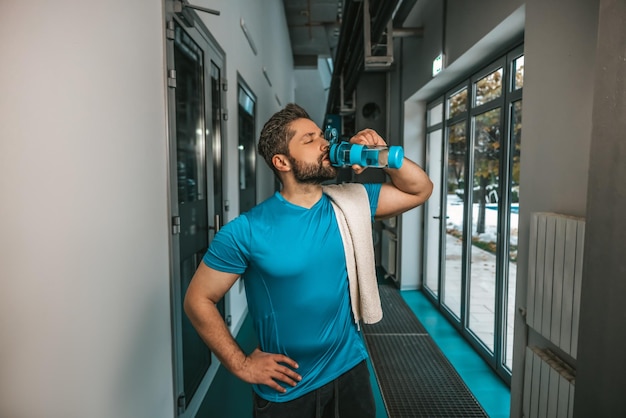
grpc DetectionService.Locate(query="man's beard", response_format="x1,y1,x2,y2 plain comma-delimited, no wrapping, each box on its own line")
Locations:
287,154,337,184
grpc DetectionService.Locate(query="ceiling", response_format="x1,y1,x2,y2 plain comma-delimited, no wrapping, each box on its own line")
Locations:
282,0,344,68
282,0,419,114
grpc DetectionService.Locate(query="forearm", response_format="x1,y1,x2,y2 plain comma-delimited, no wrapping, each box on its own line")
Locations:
184,297,247,378
384,157,433,199
373,157,434,219
349,128,433,200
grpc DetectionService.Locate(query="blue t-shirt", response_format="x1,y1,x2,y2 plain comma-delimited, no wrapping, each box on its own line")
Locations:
203,183,381,402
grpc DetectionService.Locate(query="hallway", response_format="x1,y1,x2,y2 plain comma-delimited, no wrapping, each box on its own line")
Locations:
5,1,623,416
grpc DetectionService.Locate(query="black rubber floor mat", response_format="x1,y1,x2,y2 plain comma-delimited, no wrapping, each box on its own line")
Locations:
363,285,488,417
364,284,427,335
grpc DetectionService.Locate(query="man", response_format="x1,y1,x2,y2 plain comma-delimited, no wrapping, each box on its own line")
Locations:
184,103,433,417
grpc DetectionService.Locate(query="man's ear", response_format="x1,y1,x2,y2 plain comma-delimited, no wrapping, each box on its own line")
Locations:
272,154,291,172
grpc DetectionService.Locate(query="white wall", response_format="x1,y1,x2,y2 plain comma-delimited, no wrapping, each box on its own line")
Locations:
0,1,173,417
398,101,427,290
0,0,298,417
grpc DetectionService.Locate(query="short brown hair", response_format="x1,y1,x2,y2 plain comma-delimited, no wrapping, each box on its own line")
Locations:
258,103,310,174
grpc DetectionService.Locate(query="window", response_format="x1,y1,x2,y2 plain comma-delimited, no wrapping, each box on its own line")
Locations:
238,80,257,214
423,44,524,383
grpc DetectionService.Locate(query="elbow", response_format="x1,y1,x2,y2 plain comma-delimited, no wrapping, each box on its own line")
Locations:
411,178,434,207
183,287,200,320
183,291,193,318
409,180,434,210
423,178,434,201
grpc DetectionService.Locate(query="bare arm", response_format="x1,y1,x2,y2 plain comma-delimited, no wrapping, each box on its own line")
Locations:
349,128,433,219
184,262,301,392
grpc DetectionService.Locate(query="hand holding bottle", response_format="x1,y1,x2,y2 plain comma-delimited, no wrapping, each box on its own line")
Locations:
325,127,404,170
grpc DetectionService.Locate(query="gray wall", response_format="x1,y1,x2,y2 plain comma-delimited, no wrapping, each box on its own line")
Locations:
0,1,173,416
575,1,626,416
511,0,599,415
446,0,522,65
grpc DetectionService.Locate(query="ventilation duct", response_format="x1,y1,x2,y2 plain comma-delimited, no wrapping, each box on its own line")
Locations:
326,0,401,115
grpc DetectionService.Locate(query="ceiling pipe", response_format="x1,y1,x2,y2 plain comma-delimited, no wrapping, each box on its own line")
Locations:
371,0,395,42
326,0,402,115
344,0,398,103
326,0,362,115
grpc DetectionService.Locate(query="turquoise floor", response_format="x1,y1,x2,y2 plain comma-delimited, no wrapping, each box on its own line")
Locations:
397,289,511,418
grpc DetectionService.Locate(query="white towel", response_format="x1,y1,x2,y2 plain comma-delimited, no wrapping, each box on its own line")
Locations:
323,183,383,325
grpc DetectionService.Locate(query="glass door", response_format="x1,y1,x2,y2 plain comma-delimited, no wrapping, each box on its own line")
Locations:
422,45,524,383
173,22,212,408
443,87,469,320
503,53,524,371
467,104,502,353
166,16,226,415
424,102,444,297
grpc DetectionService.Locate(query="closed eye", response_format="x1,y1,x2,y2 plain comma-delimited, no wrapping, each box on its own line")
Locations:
301,131,325,145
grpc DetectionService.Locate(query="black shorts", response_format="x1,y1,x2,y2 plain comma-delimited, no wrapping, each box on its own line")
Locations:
253,360,376,418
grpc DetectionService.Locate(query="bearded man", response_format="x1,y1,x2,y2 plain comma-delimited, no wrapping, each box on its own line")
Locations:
184,103,433,418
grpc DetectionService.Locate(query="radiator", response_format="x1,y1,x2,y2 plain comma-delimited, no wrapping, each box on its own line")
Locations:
381,229,397,278
526,212,585,358
523,346,575,418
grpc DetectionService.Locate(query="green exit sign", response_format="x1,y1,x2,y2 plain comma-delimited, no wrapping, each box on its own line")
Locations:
432,53,444,77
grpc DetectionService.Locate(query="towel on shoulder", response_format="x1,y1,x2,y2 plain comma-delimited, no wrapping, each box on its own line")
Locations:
323,183,383,325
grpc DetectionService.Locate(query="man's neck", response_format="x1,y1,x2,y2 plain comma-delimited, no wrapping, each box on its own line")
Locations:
279,182,324,209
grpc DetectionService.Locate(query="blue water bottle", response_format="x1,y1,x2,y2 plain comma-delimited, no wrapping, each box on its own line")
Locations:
324,126,404,169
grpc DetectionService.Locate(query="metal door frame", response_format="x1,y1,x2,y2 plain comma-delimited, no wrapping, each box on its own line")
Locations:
164,4,227,416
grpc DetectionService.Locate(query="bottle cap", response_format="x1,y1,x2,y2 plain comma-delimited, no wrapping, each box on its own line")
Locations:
387,146,404,169
329,142,353,167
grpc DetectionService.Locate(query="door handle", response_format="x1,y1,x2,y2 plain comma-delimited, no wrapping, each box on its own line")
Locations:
208,214,220,234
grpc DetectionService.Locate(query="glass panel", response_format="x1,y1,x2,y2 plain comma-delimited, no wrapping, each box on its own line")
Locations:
238,89,256,213
210,62,226,319
514,56,524,90
504,100,522,370
210,63,223,218
468,108,501,352
174,25,211,404
474,68,503,107
424,129,443,295
447,87,468,119
238,87,255,116
176,34,206,204
428,102,443,127
443,121,466,318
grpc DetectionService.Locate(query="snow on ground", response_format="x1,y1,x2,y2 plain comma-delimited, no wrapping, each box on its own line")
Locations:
445,194,519,247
